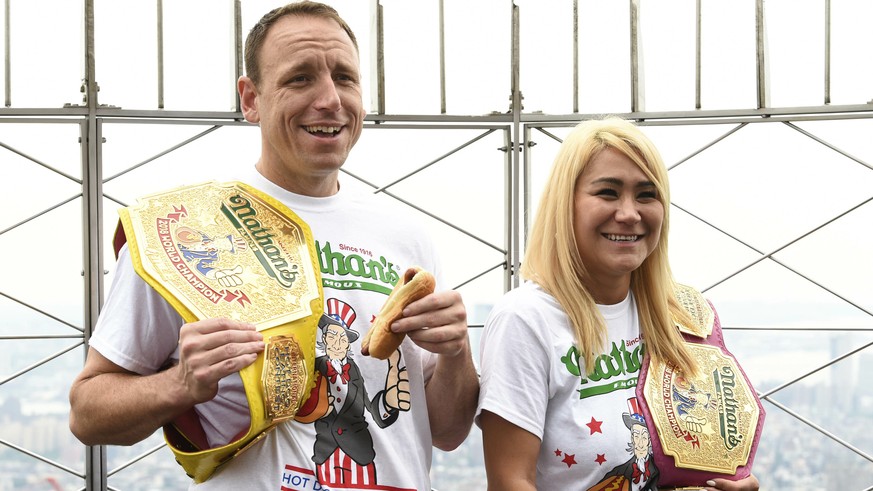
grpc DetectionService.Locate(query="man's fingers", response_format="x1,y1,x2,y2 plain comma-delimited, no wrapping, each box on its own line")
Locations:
398,290,464,319
180,319,262,351
176,318,265,403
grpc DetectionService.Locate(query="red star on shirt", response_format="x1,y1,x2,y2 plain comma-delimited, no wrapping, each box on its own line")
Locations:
595,453,607,465
562,453,577,468
554,449,563,457
370,314,377,323
586,416,603,434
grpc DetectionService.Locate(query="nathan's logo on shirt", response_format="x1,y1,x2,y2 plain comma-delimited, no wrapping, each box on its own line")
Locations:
561,338,644,399
316,240,400,295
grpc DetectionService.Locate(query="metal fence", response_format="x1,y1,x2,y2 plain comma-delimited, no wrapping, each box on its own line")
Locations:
1,1,871,490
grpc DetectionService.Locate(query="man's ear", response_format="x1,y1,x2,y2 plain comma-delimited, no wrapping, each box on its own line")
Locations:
238,76,260,123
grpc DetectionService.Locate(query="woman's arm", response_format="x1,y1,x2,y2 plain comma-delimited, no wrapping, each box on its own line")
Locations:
480,410,541,491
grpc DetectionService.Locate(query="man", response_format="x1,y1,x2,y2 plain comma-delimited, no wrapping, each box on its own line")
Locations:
68,2,479,490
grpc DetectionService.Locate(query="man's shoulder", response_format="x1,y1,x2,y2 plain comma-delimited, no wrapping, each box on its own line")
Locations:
344,190,432,235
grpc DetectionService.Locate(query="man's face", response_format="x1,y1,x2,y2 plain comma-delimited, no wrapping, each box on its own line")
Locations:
241,15,365,196
631,424,651,459
324,324,350,361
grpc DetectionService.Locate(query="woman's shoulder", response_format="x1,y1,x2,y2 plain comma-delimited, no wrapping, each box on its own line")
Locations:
488,281,564,324
499,281,557,305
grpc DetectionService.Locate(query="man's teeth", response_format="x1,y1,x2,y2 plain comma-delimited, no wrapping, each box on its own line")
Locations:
305,126,340,134
606,234,639,242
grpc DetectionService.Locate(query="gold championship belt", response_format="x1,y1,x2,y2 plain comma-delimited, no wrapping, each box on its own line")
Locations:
118,181,323,483
636,284,765,488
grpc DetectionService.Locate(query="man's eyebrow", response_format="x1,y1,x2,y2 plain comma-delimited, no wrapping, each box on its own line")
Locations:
285,58,316,71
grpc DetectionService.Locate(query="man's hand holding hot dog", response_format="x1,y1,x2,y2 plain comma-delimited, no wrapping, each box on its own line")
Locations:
373,270,478,452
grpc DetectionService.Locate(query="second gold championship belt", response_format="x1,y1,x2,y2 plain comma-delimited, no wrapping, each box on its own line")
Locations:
118,181,323,483
635,284,765,489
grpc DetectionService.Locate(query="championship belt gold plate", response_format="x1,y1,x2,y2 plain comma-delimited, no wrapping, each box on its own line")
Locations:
640,344,763,485
118,180,323,482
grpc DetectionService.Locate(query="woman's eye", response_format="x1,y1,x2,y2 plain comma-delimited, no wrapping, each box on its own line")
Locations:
596,188,618,197
638,190,658,200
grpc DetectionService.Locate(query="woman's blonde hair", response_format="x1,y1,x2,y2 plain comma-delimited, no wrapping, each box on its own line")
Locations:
521,117,697,375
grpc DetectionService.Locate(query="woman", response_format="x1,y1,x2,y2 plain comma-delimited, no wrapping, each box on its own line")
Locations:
476,117,759,490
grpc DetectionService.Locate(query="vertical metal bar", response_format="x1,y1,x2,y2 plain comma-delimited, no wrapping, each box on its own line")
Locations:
824,0,831,104
504,127,513,292
82,120,107,491
629,0,642,112
695,0,701,109
233,0,242,112
4,0,9,107
755,0,768,108
438,0,446,114
83,1,106,488
509,2,521,290
370,0,385,115
522,124,532,252
573,0,578,113
157,0,164,109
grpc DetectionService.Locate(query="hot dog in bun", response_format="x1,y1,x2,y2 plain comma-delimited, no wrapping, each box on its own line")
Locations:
362,266,436,359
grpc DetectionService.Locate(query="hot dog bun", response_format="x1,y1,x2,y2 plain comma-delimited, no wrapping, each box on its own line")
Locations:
362,266,436,359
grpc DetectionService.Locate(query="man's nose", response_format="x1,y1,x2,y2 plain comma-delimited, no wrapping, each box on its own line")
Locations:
314,77,342,111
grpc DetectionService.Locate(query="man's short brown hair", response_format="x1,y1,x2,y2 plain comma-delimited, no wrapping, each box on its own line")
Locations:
244,1,359,86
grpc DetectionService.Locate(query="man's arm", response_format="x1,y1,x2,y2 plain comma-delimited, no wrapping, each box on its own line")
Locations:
69,318,264,446
391,290,479,451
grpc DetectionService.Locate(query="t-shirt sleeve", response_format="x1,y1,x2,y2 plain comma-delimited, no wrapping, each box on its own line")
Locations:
88,245,184,375
476,292,552,440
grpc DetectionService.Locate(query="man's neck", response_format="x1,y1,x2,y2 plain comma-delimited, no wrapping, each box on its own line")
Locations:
255,161,340,197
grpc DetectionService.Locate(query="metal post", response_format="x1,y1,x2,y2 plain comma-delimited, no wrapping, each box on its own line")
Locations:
824,0,831,105
503,126,513,292
4,0,10,107
157,0,164,109
755,0,769,109
233,0,242,112
438,0,446,114
370,0,385,115
82,0,106,489
509,2,521,290
630,0,643,113
522,124,532,252
695,0,701,109
573,0,578,113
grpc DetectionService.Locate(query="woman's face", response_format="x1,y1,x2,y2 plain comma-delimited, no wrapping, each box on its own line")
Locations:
572,147,664,297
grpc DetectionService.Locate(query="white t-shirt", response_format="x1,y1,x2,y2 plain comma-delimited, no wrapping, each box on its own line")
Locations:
477,281,660,491
91,166,444,491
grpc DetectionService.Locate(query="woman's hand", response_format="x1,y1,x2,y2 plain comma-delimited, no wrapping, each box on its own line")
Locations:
702,474,760,491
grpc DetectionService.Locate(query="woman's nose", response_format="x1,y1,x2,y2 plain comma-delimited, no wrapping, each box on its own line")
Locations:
615,197,641,223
